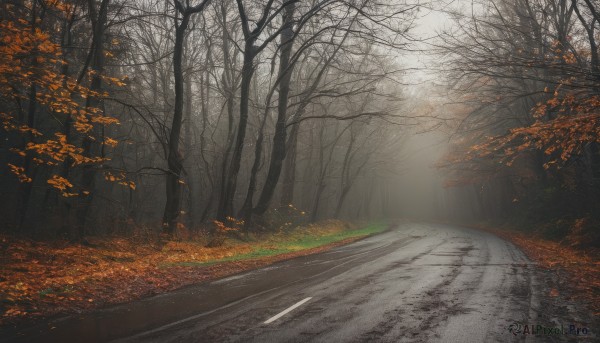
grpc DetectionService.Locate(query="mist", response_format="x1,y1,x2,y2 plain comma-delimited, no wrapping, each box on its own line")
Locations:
1,0,600,340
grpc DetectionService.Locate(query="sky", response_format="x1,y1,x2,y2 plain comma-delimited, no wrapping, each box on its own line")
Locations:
388,3,461,217
402,2,459,84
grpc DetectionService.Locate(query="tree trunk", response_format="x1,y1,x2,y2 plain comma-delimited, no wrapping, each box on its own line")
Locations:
162,12,190,234
279,124,299,206
216,4,236,222
254,4,296,215
218,40,255,220
199,48,215,222
76,0,110,237
184,68,194,228
238,118,266,225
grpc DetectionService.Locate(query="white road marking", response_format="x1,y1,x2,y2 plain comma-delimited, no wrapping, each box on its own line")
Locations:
264,297,312,324
211,273,250,285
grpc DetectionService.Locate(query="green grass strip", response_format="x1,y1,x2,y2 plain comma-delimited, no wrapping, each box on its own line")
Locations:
169,223,387,268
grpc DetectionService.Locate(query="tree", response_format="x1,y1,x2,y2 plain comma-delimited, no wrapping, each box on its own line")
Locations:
439,0,600,223
0,0,119,233
162,0,211,234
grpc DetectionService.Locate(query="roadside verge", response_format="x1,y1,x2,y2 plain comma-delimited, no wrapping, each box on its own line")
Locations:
0,220,387,326
476,225,600,318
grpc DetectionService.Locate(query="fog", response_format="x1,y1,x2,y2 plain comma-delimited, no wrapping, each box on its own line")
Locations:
1,0,599,238
3,1,599,339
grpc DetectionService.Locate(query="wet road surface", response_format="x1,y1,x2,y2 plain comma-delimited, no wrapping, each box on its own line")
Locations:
2,223,597,342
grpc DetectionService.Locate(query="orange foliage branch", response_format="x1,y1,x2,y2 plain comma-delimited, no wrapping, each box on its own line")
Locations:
454,86,600,171
0,1,124,195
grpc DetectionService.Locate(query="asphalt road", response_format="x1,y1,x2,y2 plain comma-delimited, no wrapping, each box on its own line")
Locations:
2,223,597,342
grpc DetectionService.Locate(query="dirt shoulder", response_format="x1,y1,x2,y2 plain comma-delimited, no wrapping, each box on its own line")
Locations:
0,220,387,326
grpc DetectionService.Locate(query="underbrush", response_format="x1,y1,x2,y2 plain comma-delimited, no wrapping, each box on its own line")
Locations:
501,213,600,250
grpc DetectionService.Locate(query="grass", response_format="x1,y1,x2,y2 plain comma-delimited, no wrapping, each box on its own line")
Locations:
171,222,388,267
0,220,387,323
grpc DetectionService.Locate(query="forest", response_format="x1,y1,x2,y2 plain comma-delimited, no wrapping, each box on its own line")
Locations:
0,0,417,237
2,0,598,241
438,0,600,247
0,0,599,337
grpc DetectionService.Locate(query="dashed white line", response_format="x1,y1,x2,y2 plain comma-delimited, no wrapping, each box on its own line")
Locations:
264,297,312,324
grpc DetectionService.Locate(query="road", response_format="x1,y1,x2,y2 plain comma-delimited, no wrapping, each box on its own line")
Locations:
2,223,597,342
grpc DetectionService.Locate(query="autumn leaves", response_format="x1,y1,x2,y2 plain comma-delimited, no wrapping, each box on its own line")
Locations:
0,1,125,197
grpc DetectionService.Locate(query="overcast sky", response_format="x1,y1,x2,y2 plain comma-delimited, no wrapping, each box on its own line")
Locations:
402,2,460,84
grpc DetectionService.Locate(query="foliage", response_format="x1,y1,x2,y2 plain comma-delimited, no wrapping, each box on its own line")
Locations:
438,4,600,241
206,218,242,247
0,1,120,196
464,86,600,170
259,204,309,230
0,221,384,323
488,227,600,317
